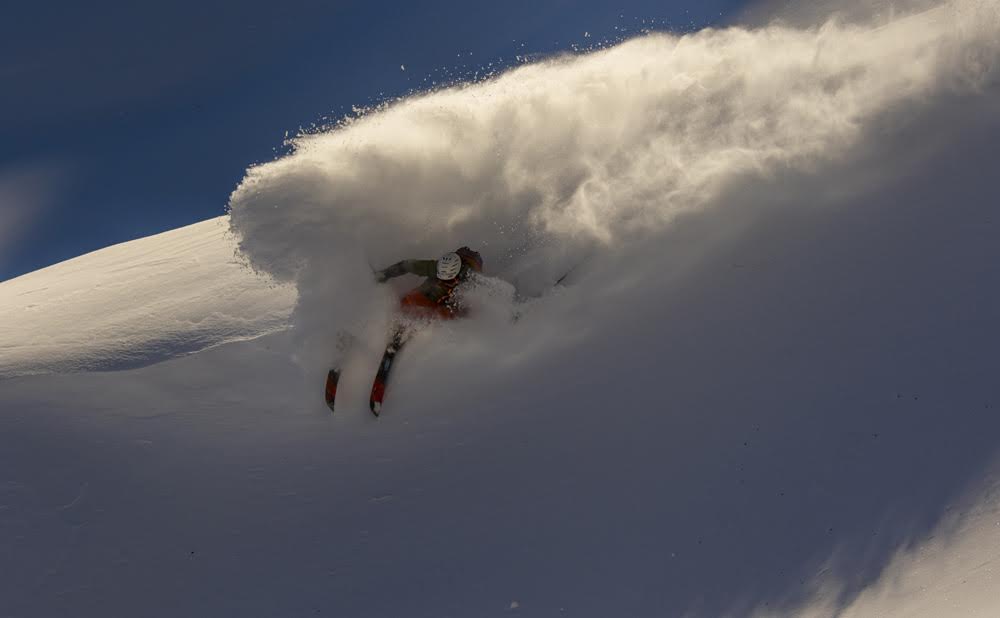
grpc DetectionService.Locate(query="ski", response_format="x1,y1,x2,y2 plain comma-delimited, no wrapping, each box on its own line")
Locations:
324,368,341,412
369,331,405,416
368,346,394,416
323,330,356,414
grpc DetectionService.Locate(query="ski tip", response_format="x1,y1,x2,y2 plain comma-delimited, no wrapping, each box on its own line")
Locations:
369,379,386,417
324,369,341,413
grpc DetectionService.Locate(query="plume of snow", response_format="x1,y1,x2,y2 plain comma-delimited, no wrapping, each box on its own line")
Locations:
228,0,999,373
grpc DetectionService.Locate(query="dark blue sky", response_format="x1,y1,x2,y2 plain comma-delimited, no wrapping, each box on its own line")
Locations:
1,0,749,280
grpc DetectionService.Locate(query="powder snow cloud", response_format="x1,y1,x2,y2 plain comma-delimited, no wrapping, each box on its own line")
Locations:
228,0,999,370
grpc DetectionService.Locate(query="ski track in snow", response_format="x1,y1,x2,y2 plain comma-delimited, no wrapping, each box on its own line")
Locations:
3,0,1000,616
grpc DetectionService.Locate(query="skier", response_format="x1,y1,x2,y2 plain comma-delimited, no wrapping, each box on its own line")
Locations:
324,247,484,415
367,246,484,414
373,246,485,320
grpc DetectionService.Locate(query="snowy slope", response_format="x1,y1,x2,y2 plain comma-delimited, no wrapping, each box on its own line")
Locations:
3,1,1000,616
0,218,295,378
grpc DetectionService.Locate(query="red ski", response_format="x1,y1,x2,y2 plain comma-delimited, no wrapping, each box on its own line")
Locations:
323,331,357,413
369,332,405,416
324,369,341,412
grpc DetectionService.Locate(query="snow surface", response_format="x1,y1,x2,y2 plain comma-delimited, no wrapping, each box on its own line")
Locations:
0,218,295,378
3,1,1000,616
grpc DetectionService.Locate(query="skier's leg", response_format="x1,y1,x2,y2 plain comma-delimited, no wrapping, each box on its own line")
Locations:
386,323,410,354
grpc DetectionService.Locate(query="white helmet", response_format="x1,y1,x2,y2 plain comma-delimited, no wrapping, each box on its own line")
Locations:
436,252,463,280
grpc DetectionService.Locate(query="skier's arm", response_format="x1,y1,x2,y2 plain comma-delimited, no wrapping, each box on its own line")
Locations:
375,259,437,282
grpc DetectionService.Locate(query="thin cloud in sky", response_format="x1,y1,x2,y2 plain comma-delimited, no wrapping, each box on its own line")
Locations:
0,164,64,272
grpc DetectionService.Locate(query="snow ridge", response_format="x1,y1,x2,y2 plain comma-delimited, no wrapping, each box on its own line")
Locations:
0,218,295,378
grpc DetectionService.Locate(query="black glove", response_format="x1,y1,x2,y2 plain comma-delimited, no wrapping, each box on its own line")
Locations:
374,270,388,283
